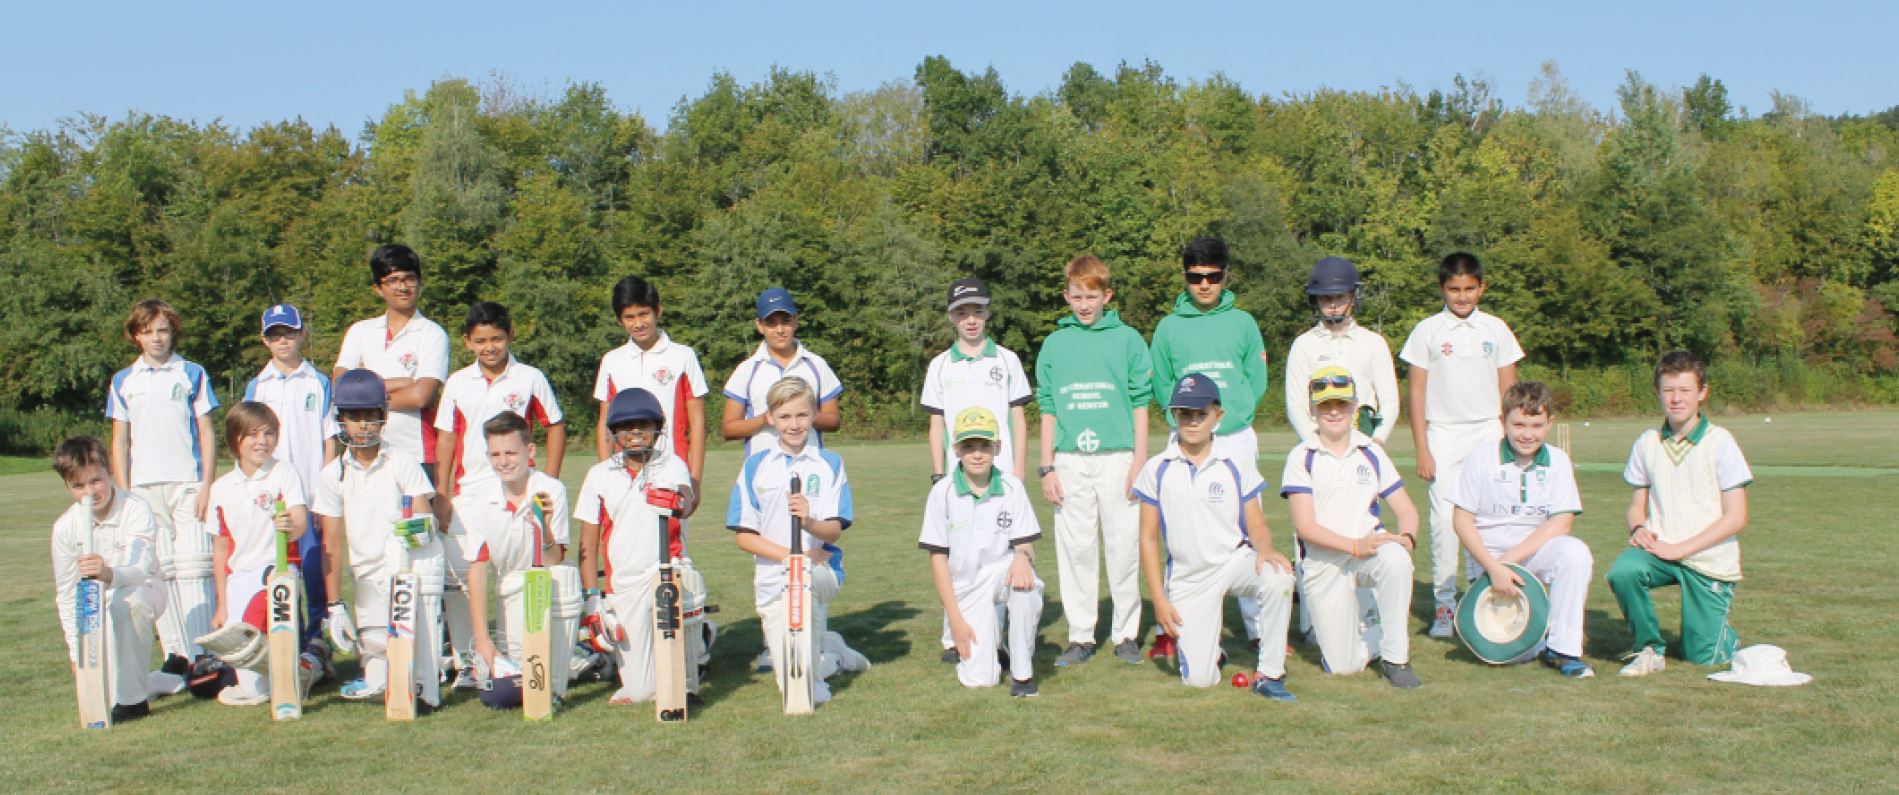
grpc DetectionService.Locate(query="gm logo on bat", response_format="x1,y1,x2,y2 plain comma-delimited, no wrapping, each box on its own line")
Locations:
270,583,295,628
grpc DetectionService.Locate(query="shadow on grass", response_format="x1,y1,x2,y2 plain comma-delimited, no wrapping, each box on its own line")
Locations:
828,600,920,697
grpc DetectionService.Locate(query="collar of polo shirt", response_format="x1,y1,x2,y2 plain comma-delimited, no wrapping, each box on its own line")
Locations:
1659,412,1711,444
948,337,998,363
1498,437,1552,467
952,466,1004,499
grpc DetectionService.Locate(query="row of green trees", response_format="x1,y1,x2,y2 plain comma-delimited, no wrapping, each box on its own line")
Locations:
3,60,1897,452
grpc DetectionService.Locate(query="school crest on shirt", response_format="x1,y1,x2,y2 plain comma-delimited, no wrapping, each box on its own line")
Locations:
1482,341,1495,357
653,368,675,387
1356,464,1373,485
1440,342,1454,357
171,383,186,401
996,510,1014,529
304,393,317,412
988,365,1004,384
1206,482,1226,503
254,492,273,511
1076,428,1100,453
399,352,418,373
504,392,526,413
805,474,820,495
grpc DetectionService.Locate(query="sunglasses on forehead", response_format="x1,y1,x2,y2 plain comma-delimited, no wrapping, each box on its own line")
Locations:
1309,375,1353,392
1183,270,1225,285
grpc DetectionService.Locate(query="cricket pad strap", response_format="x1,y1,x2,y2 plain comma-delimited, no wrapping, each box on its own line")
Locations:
196,623,266,670
171,551,215,580
678,559,708,618
552,565,583,618
358,627,389,658
497,571,525,599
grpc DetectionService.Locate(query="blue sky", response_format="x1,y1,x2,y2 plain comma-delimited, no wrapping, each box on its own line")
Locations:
4,1,1894,138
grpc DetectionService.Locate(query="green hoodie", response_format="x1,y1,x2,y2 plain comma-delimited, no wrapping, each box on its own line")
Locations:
1150,290,1269,435
1034,309,1153,453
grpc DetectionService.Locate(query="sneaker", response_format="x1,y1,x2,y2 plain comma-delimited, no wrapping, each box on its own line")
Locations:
218,687,269,706
305,640,335,685
110,700,152,723
941,647,960,664
451,665,481,690
1250,675,1296,702
1010,678,1039,698
754,648,774,673
339,677,385,701
1054,642,1096,667
1428,606,1455,639
1147,633,1178,660
1543,650,1596,679
1379,659,1423,689
1619,647,1666,678
1113,639,1143,664
298,653,322,699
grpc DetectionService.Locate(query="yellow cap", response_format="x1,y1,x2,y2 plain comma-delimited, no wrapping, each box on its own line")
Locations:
952,407,1000,443
1309,366,1357,406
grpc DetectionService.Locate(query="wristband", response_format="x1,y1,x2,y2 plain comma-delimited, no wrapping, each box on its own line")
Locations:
583,587,603,599
1037,465,1056,478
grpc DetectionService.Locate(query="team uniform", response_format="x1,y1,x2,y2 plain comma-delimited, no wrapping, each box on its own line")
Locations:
107,354,219,662
577,452,710,701
721,342,843,457
244,360,335,642
728,443,853,701
593,331,709,465
310,448,441,703
1134,442,1293,686
206,459,307,700
918,469,1044,687
1607,416,1753,665
52,490,164,707
1400,307,1524,613
435,356,563,493
1284,321,1402,445
1448,440,1591,659
333,313,451,468
920,339,1032,476
1035,309,1153,648
1149,290,1271,465
452,471,580,698
1280,432,1413,674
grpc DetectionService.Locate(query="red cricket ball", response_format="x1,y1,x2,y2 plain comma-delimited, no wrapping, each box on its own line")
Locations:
1230,672,1252,688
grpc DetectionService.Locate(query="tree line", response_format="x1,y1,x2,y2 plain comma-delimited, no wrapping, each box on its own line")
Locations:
3,59,1897,453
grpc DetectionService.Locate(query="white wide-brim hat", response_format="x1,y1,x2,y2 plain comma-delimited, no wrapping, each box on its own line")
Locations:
1708,644,1812,686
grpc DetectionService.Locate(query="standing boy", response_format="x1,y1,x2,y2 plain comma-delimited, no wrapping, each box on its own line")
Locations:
312,370,443,708
51,436,164,721
1036,255,1152,666
437,301,566,494
919,407,1044,697
1284,256,1401,445
242,304,336,658
1136,375,1296,700
1282,368,1424,687
576,388,712,705
1400,252,1523,638
107,298,218,689
1447,381,1594,677
593,276,708,501
721,287,843,457
920,277,1032,662
1608,351,1752,676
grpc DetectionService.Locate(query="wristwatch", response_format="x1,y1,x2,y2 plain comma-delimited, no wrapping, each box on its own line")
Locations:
1037,465,1056,478
930,473,945,485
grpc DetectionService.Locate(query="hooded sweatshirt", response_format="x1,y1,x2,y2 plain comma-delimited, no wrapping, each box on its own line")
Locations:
1034,309,1153,453
1149,290,1269,435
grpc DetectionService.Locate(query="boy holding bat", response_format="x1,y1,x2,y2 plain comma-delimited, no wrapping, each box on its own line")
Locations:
51,436,164,723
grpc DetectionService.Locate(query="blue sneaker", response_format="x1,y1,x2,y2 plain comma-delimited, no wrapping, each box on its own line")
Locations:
1250,675,1296,702
339,677,384,700
1543,650,1595,679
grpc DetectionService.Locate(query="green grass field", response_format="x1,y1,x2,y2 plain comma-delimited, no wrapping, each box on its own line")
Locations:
3,412,1895,792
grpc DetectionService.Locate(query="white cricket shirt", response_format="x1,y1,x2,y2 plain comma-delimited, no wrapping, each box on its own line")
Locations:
1399,308,1524,424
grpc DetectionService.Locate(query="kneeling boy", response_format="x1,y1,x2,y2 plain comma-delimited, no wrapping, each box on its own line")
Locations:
51,436,164,722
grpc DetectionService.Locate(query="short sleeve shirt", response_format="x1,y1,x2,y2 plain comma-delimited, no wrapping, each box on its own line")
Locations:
452,470,570,575
1623,416,1753,581
725,444,853,604
916,470,1040,593
333,314,451,463
244,360,335,493
208,459,308,573
593,332,709,461
311,449,434,574
721,342,844,457
574,454,695,594
107,356,219,486
433,357,564,493
1447,440,1582,550
1279,432,1404,539
1134,443,1266,584
920,338,1032,475
1399,308,1524,424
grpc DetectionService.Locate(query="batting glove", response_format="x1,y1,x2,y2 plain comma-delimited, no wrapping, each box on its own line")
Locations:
327,602,358,653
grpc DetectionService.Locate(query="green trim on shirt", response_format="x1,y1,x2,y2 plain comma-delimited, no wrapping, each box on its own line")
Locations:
952,467,1004,500
948,337,999,363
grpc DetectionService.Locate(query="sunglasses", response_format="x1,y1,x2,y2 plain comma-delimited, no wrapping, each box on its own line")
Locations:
1309,375,1353,393
1183,270,1225,285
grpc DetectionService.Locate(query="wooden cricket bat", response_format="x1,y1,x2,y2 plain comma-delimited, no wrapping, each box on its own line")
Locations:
522,493,554,721
782,476,815,715
73,495,111,730
267,497,302,721
386,495,419,721
650,487,688,722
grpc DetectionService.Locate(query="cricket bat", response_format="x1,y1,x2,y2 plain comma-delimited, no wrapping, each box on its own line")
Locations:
387,495,419,721
522,493,554,721
73,495,111,730
649,487,688,722
267,497,302,721
782,476,815,715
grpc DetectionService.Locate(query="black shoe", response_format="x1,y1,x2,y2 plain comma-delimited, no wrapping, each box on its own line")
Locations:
941,647,960,664
687,692,706,706
416,699,437,717
110,700,151,723
1010,678,1039,698
160,653,190,676
998,646,1010,670
1379,659,1423,689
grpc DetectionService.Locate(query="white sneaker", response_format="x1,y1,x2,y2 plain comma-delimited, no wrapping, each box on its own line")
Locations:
147,670,188,697
1428,606,1456,639
218,687,269,706
814,679,832,705
1619,647,1666,677
754,648,774,672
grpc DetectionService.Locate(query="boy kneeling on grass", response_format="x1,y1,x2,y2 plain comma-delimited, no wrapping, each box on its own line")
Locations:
919,407,1045,698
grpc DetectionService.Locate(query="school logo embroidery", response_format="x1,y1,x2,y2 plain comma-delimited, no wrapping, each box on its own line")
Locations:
171,383,186,401
653,368,674,386
1483,341,1496,357
989,365,1004,384
1207,482,1226,503
805,474,820,495
1440,342,1454,357
254,493,273,510
1356,464,1374,485
996,510,1014,529
399,352,418,373
304,393,317,412
505,392,525,412
1076,428,1100,453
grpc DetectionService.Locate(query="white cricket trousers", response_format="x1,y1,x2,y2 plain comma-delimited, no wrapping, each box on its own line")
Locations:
950,560,1043,687
1425,420,1502,609
1304,543,1414,673
604,565,712,701
1467,535,1593,658
90,582,161,706
1171,548,1294,687
1053,450,1141,645
757,563,841,699
495,564,584,698
136,482,213,661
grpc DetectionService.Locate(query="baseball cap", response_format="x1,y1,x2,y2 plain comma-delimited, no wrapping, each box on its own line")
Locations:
261,304,304,332
755,287,798,319
951,407,999,443
946,278,991,312
1167,373,1221,410
606,388,664,428
1309,366,1356,406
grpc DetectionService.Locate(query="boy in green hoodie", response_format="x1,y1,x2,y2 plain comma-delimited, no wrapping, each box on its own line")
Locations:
1036,254,1154,667
1147,237,1272,654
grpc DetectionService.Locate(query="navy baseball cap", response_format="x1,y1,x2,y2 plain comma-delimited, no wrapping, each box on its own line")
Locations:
755,287,798,319
606,388,664,427
261,304,304,332
1167,373,1221,410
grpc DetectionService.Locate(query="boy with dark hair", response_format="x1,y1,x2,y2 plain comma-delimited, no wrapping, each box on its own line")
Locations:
51,436,163,721
1400,252,1523,639
593,276,708,500
720,287,843,457
1608,351,1752,677
332,243,450,479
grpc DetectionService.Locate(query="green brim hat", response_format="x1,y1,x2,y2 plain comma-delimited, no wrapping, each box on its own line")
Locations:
1456,563,1550,664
